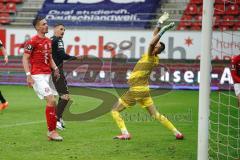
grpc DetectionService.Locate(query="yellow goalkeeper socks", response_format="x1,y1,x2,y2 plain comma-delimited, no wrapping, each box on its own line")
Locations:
111,111,129,135
155,112,180,135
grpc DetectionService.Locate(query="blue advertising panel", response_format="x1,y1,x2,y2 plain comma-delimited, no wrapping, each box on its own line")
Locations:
38,0,160,28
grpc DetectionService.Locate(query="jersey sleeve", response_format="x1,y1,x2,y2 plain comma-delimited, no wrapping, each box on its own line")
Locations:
24,40,34,55
230,55,240,83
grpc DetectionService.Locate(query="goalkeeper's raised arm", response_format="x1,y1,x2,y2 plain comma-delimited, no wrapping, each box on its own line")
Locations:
153,12,169,36
148,12,175,56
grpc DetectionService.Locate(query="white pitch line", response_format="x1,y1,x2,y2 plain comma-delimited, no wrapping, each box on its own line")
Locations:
0,120,194,129
0,120,45,128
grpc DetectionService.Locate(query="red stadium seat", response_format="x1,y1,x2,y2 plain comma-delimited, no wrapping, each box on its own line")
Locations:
0,13,10,24
214,4,226,15
6,2,16,13
185,4,199,15
199,5,203,14
219,25,229,31
193,15,202,26
181,0,239,31
234,16,240,29
6,3,17,13
180,15,192,26
215,0,233,4
212,26,218,31
222,15,234,26
233,25,240,31
176,25,187,30
215,0,226,4
0,3,5,11
7,0,23,3
235,15,240,25
190,0,202,4
190,25,201,30
226,4,239,15
213,16,221,27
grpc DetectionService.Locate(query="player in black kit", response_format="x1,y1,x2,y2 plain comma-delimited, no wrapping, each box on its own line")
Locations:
51,23,79,130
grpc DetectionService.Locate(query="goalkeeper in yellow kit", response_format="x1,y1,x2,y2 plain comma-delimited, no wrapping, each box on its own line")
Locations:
111,12,184,140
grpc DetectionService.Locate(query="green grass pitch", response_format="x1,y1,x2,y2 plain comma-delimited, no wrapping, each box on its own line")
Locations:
0,85,238,160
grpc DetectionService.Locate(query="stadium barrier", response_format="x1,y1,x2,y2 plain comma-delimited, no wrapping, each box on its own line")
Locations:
0,57,232,90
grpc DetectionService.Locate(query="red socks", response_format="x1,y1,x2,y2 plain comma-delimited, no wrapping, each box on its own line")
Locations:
45,106,57,132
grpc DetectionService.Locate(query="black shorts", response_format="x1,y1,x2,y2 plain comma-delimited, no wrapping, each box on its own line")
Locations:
52,69,69,96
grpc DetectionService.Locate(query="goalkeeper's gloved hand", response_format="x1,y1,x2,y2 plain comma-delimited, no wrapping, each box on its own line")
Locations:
158,12,169,24
158,22,175,37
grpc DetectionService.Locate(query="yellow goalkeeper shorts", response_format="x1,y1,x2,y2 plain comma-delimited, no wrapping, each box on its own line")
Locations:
119,90,153,108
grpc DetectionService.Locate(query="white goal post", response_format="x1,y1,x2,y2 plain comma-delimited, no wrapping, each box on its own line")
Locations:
197,0,215,160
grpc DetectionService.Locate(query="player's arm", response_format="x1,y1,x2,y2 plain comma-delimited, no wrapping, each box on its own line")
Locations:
231,56,240,83
53,38,77,61
153,27,161,37
148,33,162,55
0,46,8,64
59,49,77,61
22,53,34,87
50,54,58,70
231,70,240,83
22,41,35,87
49,54,60,79
0,41,8,64
22,53,30,74
148,22,175,55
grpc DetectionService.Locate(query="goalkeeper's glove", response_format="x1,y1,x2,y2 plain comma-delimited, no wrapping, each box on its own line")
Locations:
158,22,175,37
158,12,169,24
156,12,170,28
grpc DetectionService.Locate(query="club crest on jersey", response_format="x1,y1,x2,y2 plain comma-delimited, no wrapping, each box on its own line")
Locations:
26,44,33,51
58,42,64,48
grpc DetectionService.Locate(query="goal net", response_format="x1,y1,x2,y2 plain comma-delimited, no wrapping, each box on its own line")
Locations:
209,30,240,159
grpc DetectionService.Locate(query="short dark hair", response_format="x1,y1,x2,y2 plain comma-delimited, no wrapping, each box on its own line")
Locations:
54,23,65,28
32,16,45,28
159,42,165,53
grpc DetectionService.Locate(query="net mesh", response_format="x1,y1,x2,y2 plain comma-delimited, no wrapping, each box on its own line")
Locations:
209,1,240,158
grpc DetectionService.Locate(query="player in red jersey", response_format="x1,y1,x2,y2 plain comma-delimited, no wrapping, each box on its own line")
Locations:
0,40,9,111
22,16,63,141
230,55,240,105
